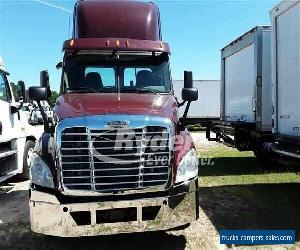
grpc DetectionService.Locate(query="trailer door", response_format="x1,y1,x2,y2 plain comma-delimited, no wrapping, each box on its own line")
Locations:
277,3,300,137
224,43,255,123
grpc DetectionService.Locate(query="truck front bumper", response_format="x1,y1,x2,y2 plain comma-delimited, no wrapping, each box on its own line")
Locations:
29,178,198,237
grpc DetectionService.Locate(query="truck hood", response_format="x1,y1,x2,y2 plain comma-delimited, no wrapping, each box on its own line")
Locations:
55,93,178,122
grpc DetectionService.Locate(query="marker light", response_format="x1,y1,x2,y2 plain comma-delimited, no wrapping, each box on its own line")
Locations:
126,40,130,47
69,40,74,47
116,40,120,47
105,40,110,47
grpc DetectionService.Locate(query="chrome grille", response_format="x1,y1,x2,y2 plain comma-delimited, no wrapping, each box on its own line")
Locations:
60,126,171,193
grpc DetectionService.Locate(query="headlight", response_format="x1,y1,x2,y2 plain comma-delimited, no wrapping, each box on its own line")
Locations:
175,149,198,183
30,154,54,189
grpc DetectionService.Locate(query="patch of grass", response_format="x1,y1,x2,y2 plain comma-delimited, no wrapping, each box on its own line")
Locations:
199,145,254,158
197,144,300,241
186,124,206,132
198,146,300,187
200,183,300,238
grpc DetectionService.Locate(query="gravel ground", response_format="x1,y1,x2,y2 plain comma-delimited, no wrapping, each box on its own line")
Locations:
0,132,225,250
0,185,224,250
0,132,298,250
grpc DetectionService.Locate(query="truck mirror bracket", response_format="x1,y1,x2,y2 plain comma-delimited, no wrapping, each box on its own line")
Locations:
28,86,52,133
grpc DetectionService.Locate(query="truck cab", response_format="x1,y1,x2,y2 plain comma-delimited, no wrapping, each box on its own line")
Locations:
0,57,42,182
28,0,199,237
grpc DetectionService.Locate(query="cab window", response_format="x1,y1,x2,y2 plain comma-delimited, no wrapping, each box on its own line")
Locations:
0,73,11,102
85,67,116,88
124,68,151,87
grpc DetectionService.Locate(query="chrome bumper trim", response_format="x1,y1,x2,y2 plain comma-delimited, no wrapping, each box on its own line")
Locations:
29,179,198,237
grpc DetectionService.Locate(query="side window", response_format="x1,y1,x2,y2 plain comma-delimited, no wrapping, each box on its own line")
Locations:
0,73,10,102
85,67,115,87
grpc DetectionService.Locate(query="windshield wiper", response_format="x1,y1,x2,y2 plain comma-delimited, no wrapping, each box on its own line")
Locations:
121,88,158,94
67,86,100,94
136,89,158,94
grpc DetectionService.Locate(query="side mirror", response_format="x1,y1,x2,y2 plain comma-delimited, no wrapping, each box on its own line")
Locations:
40,70,51,97
56,62,63,70
28,86,51,132
182,71,198,102
29,87,48,102
182,88,198,102
10,81,26,114
180,71,199,129
184,71,193,89
17,81,26,101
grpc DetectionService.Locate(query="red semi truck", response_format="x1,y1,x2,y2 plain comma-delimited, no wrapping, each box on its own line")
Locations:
28,0,199,237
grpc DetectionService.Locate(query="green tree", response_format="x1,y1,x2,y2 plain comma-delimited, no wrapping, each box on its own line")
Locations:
49,91,59,106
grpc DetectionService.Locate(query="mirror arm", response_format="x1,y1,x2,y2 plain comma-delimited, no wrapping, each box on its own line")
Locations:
179,101,192,130
36,100,50,132
10,101,24,114
178,100,186,108
47,99,54,108
183,101,191,120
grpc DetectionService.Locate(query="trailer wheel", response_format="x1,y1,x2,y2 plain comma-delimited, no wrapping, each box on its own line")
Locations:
20,140,35,180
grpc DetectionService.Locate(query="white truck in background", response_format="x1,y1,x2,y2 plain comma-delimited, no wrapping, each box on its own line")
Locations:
264,0,300,161
173,80,220,125
29,101,54,125
206,26,273,157
0,57,43,182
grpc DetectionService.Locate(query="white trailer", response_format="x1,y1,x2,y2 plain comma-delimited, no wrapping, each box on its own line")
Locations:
207,26,273,154
266,0,300,160
173,80,220,124
0,57,43,182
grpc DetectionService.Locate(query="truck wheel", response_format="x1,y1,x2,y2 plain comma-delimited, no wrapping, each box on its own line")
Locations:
20,140,35,180
254,150,277,169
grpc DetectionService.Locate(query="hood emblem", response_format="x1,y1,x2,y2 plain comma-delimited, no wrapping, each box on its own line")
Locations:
106,121,130,128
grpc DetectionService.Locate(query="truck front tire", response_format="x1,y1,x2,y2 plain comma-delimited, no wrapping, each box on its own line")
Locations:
20,140,35,180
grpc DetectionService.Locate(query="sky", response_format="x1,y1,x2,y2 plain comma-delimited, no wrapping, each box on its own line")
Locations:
0,0,278,92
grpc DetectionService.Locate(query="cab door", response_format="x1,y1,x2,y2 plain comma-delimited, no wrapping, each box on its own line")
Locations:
0,72,15,141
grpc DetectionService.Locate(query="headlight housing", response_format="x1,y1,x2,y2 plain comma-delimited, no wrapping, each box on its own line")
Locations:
175,149,198,183
30,153,54,189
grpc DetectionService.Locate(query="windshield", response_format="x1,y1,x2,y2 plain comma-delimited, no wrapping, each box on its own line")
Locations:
62,53,171,94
